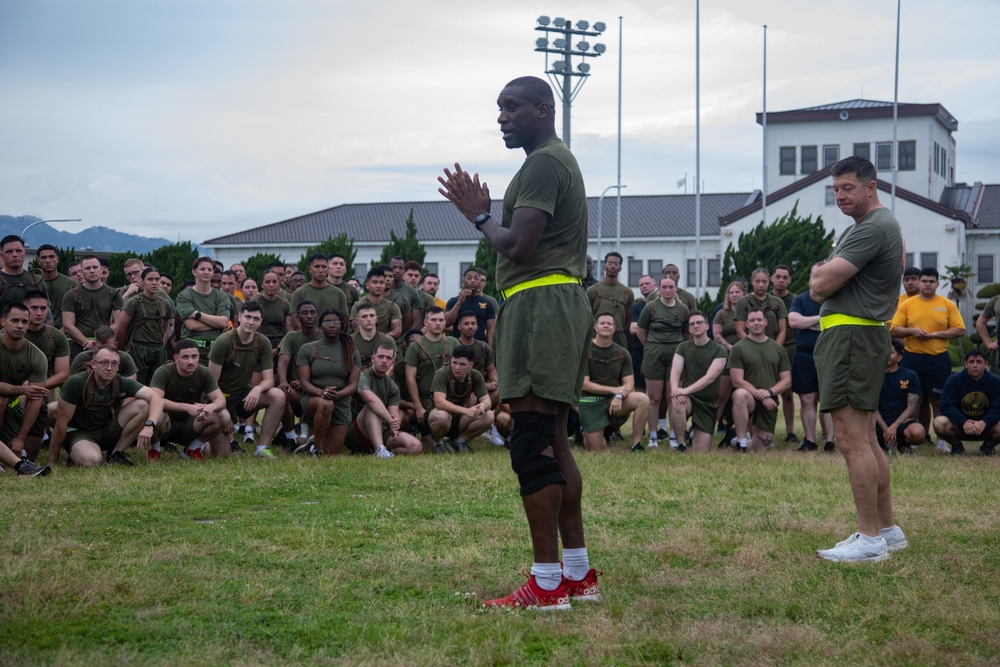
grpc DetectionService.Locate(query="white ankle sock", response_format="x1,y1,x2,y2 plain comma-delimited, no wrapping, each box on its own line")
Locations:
530,562,562,591
190,438,205,451
285,430,298,441
562,548,590,581
150,442,161,452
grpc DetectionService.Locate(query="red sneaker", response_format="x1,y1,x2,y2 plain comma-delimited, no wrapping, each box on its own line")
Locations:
147,449,161,462
563,568,602,602
483,573,571,610
184,448,204,461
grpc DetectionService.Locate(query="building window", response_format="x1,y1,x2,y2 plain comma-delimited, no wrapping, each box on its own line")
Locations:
459,261,472,278
424,262,438,276
707,258,721,287
687,259,698,287
353,263,367,282
853,143,870,161
779,147,796,175
823,145,839,169
934,142,941,175
904,253,914,270
876,142,892,171
628,258,642,287
648,259,663,279
978,255,995,285
920,253,937,273
825,186,836,206
801,146,818,174
898,141,916,171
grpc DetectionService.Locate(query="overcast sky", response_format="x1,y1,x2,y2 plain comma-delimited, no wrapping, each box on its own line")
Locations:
2,0,998,245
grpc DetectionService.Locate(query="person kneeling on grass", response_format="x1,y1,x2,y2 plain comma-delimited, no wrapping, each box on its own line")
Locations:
149,339,232,461
296,307,361,456
49,346,167,467
876,339,926,454
579,313,649,452
932,347,1000,457
728,308,791,452
668,310,728,453
427,345,493,453
345,344,422,457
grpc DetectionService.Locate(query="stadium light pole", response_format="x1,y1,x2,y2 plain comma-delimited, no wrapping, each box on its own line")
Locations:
534,16,607,149
20,219,82,245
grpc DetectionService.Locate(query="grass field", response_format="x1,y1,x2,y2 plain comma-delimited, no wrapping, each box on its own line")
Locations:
2,435,999,666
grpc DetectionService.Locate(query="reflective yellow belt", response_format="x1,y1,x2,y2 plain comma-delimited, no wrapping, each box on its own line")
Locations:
7,397,19,409
500,274,581,300
819,314,886,331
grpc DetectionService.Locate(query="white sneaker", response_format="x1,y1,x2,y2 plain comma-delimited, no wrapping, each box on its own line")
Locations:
647,437,659,449
880,525,908,552
488,426,506,447
934,440,951,454
669,439,680,449
817,533,889,563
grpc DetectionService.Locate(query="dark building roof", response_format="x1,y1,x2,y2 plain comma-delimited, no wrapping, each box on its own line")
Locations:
755,98,958,132
203,192,755,247
977,185,1000,229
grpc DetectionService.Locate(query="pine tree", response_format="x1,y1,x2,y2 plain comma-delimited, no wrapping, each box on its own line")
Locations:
372,210,426,267
473,236,498,300
297,233,357,273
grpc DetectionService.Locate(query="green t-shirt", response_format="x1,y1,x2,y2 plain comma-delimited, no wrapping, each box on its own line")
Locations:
296,339,361,390
62,284,123,338
460,338,494,375
176,288,234,342
358,367,400,409
279,329,320,382
583,341,632,397
0,340,48,388
22,325,70,376
70,349,139,377
0,270,43,312
775,291,796,347
431,366,488,406
42,273,76,329
291,283,348,319
209,331,273,395
404,335,459,407
150,363,219,418
646,287,697,314
727,336,791,391
734,293,788,342
497,137,587,292
417,289,435,315
820,207,904,322
715,308,739,346
390,282,422,313
121,293,175,346
60,371,144,432
350,296,401,335
588,282,635,336
637,299,688,345
331,281,360,312
675,339,728,402
352,330,396,369
384,288,411,317
250,294,291,347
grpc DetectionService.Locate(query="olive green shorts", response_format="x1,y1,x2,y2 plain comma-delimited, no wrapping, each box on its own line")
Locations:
641,342,679,381
65,425,124,452
166,412,199,445
301,393,353,426
687,395,718,435
749,399,778,433
814,325,891,413
578,396,627,433
495,284,591,405
1,399,48,441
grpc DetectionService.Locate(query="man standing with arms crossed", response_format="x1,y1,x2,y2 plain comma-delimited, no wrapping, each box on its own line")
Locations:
810,156,907,563
439,75,598,609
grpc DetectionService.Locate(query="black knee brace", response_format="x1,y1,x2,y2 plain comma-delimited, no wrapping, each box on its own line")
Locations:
509,411,565,496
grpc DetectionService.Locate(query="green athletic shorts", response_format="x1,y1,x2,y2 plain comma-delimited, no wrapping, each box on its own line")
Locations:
300,393,353,427
495,283,591,405
814,324,891,412
65,424,124,452
577,396,627,433
166,412,199,445
641,342,679,382
687,395,717,435
1,399,48,441
750,398,778,433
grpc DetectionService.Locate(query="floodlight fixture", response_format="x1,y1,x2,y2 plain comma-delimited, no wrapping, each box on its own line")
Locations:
536,38,548,48
553,17,566,27
577,63,591,73
576,41,590,51
553,38,567,49
552,60,566,72
537,15,550,26
576,20,589,31
593,22,606,32
593,43,607,54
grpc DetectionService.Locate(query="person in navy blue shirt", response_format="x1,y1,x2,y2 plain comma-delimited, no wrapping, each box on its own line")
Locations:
788,267,835,452
933,347,1000,456
444,267,495,345
876,339,926,454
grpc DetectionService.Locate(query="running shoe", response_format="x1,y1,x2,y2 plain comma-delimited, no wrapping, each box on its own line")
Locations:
785,433,800,445
934,440,951,454
824,441,836,453
630,442,644,453
294,436,315,455
147,449,161,462
797,440,818,452
488,426,506,447
450,437,469,453
483,573,571,610
243,428,256,445
230,440,245,454
184,448,204,461
817,533,889,563
656,428,669,441
254,447,277,459
15,460,51,476
563,568,603,602
951,442,966,456
106,451,135,467
980,443,996,457
880,525,908,552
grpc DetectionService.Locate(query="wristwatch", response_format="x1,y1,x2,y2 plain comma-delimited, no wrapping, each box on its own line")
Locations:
767,389,775,398
614,393,623,400
473,212,491,230
194,311,202,320
144,420,155,428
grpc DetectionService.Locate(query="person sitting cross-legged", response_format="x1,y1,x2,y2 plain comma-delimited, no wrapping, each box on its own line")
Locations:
579,313,649,452
344,344,422,457
426,345,493,453
932,347,1000,456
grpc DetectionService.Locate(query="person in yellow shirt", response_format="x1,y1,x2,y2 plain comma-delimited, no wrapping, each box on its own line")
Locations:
890,267,965,442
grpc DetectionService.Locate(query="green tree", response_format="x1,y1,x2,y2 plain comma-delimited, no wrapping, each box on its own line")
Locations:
29,245,77,277
473,236,499,300
372,210,426,267
105,251,141,288
243,252,285,283
716,201,835,303
297,233,357,272
142,242,199,298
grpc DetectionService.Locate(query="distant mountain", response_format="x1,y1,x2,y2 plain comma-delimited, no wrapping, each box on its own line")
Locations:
1,215,176,254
